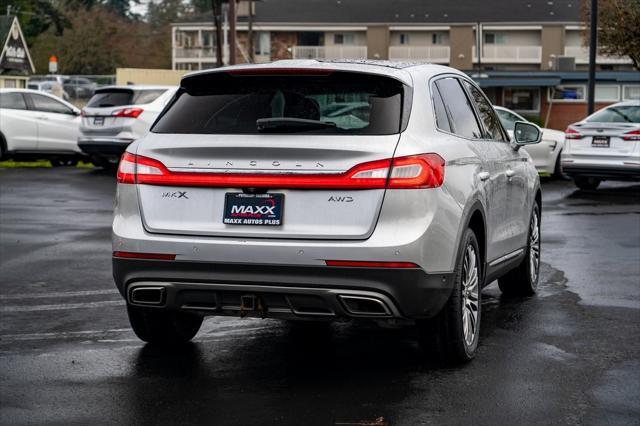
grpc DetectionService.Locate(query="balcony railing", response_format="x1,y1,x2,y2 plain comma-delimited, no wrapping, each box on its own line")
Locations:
174,46,217,59
564,46,632,64
473,45,542,63
388,46,450,63
292,45,368,60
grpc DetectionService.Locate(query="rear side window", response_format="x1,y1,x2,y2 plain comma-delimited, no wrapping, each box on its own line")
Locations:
435,78,482,139
463,81,507,141
30,94,73,114
586,105,640,123
87,89,166,107
152,72,408,135
0,92,27,110
431,84,452,132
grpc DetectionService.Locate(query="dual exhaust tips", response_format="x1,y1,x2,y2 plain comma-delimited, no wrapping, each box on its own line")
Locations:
129,286,391,317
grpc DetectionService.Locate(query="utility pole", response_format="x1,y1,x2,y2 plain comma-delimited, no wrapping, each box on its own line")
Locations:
587,0,598,115
229,0,237,65
212,0,223,67
247,1,254,63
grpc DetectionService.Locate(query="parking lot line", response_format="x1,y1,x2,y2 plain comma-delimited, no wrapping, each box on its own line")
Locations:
0,300,124,313
0,289,119,300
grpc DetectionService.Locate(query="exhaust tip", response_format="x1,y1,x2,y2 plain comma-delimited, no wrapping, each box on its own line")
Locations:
339,295,391,316
130,286,166,306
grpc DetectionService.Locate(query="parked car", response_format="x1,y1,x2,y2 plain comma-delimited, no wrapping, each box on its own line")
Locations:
0,89,82,165
494,106,565,177
562,100,640,190
78,85,177,168
112,61,543,365
63,77,97,99
26,81,70,102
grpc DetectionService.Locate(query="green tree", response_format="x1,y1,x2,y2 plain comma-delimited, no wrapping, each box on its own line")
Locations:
584,0,640,70
147,0,186,28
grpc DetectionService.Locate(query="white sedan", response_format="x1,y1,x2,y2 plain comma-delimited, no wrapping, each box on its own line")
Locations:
495,106,565,177
0,89,82,165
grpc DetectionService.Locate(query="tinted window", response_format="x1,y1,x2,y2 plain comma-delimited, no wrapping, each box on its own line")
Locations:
431,83,451,132
153,72,407,135
435,78,482,139
88,90,133,107
0,93,27,110
463,81,506,141
30,94,73,114
87,89,165,107
586,105,640,123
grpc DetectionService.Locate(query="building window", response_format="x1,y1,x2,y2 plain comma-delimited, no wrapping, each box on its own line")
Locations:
334,33,354,45
484,33,506,44
400,34,410,45
595,85,620,102
431,33,443,45
623,85,640,101
202,32,212,47
503,87,541,112
549,85,586,102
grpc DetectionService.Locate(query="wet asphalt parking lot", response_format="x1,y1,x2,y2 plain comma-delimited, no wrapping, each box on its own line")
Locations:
0,167,639,425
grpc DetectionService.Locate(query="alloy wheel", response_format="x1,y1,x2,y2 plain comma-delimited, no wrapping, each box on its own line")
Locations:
462,245,480,347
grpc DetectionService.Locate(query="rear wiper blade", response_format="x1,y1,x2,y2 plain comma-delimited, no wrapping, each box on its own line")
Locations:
256,117,336,133
97,103,116,107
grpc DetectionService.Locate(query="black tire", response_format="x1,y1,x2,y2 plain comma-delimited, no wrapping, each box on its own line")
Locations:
50,158,78,167
498,201,541,297
552,151,566,179
127,305,203,345
417,228,482,365
574,176,601,190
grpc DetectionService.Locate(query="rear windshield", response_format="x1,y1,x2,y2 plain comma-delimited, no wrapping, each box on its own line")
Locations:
152,72,409,135
87,89,166,108
586,105,640,123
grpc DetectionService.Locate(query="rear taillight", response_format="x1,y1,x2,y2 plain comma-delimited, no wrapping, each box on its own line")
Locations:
112,107,144,118
116,153,445,189
565,127,583,139
622,129,640,141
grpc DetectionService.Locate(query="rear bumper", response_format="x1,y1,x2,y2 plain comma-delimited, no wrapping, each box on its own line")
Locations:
113,258,455,320
78,137,134,158
562,162,640,179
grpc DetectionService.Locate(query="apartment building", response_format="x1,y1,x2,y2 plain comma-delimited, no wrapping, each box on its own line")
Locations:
171,0,639,129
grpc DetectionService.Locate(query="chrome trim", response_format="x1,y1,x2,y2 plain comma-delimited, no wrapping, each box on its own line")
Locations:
166,167,344,175
338,295,392,316
488,248,525,267
129,286,165,305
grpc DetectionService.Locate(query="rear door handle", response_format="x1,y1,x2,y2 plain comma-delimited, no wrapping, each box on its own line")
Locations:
38,116,49,120
478,172,490,181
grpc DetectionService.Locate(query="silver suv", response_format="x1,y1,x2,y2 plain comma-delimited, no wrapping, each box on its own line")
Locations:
113,61,542,364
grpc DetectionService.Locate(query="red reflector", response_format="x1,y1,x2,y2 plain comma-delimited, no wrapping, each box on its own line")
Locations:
325,260,419,268
227,68,332,76
113,251,176,260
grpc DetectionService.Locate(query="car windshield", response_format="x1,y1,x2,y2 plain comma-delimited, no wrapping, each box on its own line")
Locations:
586,105,640,123
152,71,408,135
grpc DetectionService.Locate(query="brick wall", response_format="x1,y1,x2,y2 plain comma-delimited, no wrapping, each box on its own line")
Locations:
271,32,297,60
541,95,613,130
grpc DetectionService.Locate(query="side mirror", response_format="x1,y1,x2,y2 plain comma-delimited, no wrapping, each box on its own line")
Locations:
513,121,541,147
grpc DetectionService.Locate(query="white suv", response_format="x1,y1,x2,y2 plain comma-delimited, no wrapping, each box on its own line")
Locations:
112,61,542,364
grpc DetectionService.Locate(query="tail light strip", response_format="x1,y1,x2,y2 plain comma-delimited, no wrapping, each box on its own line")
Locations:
117,152,445,189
